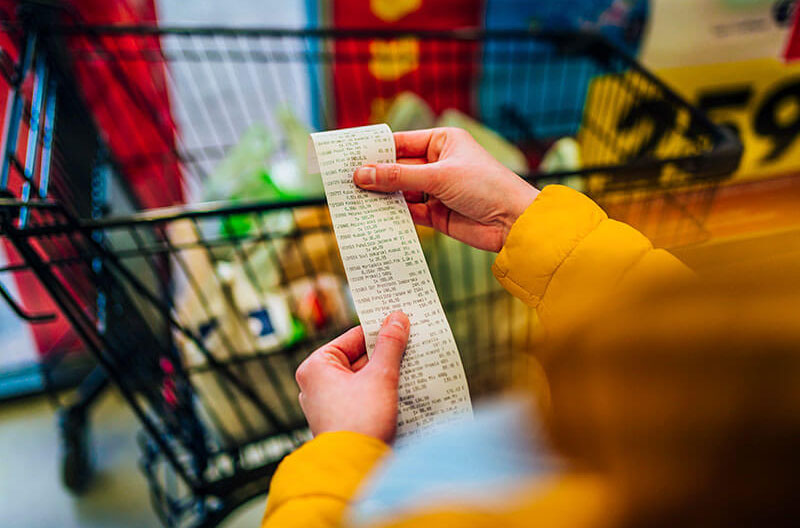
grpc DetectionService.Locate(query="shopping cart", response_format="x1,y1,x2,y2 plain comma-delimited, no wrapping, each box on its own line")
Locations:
0,9,740,528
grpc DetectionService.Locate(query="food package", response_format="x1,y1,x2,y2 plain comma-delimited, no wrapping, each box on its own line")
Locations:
538,137,585,192
436,108,530,175
202,124,280,203
175,266,355,443
384,91,436,131
271,107,325,198
168,209,355,443
540,137,582,173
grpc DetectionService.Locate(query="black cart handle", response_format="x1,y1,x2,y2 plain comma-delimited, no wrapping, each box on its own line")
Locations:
0,278,56,322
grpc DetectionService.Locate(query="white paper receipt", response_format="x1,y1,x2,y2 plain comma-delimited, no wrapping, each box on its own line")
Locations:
310,124,472,440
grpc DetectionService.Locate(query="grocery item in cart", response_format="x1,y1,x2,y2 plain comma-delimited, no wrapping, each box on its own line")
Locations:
382,93,530,175
176,266,353,442
169,210,355,442
540,137,582,173
384,92,436,132
272,107,326,198
202,124,281,203
538,137,586,192
436,109,530,175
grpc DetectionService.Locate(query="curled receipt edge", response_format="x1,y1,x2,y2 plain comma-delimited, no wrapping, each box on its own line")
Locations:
309,124,472,441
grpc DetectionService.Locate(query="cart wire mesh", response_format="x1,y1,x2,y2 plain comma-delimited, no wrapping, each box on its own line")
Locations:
53,24,740,246
0,14,740,528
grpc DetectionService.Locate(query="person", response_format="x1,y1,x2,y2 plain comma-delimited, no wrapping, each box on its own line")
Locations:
261,128,800,527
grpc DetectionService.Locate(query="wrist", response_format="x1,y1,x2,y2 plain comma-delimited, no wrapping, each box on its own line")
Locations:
314,430,392,449
314,424,395,445
501,183,539,245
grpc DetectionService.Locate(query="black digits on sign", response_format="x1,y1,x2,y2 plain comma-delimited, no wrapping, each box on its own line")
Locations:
696,86,753,142
617,99,677,161
753,79,800,162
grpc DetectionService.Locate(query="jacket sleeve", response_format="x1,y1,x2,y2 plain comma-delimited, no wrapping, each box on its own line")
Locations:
492,185,692,338
261,431,390,528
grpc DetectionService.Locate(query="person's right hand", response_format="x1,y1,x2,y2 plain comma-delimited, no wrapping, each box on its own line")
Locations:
354,127,539,252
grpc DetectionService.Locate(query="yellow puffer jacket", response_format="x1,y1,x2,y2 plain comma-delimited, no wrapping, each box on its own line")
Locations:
260,185,696,528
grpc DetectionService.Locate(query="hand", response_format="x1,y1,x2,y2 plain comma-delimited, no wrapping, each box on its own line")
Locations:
354,127,539,252
295,311,410,444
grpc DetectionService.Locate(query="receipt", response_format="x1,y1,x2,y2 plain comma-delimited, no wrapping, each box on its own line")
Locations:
310,124,472,440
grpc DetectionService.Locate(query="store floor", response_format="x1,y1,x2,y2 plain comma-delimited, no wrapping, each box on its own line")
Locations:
0,392,265,527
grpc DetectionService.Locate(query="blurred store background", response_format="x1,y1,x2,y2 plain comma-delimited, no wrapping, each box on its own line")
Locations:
1,0,799,526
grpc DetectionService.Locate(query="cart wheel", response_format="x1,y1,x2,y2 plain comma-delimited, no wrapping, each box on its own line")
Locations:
58,408,93,493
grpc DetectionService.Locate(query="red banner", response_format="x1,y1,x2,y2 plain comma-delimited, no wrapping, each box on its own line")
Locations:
0,0,182,359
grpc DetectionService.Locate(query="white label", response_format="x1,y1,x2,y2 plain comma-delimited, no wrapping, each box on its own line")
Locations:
310,124,472,440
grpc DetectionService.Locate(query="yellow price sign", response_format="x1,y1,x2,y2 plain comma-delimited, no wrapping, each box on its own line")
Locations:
580,57,800,183
658,59,800,179
579,69,713,189
655,58,800,181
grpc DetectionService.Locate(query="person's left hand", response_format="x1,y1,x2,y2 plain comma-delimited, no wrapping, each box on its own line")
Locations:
295,311,410,444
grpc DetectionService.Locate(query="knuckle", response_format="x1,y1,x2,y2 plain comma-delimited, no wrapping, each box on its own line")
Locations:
427,165,443,192
445,126,465,138
377,330,408,349
451,127,475,146
381,367,399,385
385,164,402,186
429,129,450,162
295,359,312,386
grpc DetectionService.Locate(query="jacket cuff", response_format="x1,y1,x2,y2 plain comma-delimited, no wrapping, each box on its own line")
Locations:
492,185,606,306
265,431,391,515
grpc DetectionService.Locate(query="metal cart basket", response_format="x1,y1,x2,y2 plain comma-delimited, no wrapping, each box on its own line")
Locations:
0,11,741,528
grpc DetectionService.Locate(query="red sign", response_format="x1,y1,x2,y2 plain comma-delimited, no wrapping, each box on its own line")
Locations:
331,0,482,127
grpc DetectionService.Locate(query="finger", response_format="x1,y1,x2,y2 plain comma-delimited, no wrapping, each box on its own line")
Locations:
427,203,502,252
446,208,500,248
411,200,498,250
350,354,369,372
369,158,427,203
354,162,440,193
409,198,451,236
366,311,410,378
407,202,433,227
394,129,436,158
397,157,427,165
295,350,346,389
403,191,426,203
322,326,366,364
295,326,365,387
426,199,452,236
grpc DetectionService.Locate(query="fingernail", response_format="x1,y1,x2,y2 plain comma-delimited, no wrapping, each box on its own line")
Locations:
355,166,376,185
387,311,408,330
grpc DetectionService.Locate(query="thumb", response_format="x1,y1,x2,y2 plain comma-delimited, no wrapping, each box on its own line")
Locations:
366,311,410,379
354,163,439,193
